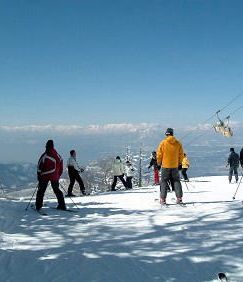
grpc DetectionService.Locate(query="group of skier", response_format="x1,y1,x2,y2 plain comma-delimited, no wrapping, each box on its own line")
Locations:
107,127,188,205
110,156,134,191
35,127,243,211
36,140,87,211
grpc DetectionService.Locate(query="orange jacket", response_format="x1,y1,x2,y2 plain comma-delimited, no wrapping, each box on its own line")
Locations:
182,156,190,168
156,136,184,168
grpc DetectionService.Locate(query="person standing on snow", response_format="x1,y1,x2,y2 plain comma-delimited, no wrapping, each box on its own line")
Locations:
36,140,66,211
227,148,239,183
156,128,184,205
111,156,127,191
66,150,86,197
125,160,134,189
181,153,190,181
148,151,160,185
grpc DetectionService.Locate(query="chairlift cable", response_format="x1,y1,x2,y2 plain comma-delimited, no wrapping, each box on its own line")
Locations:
227,105,243,117
181,90,243,144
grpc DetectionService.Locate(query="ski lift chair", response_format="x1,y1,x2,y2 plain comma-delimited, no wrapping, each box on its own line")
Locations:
213,112,233,137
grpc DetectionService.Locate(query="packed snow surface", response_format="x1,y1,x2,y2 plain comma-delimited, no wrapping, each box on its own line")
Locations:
1,176,243,281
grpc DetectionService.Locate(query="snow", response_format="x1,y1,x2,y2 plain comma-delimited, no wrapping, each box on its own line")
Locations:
1,176,243,281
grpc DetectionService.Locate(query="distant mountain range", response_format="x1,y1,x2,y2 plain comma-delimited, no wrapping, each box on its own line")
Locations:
0,123,242,191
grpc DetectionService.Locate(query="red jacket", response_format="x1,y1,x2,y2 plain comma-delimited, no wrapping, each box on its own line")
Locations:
37,148,63,181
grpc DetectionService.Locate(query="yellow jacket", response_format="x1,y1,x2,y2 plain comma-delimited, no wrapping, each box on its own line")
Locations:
182,156,190,168
156,136,184,168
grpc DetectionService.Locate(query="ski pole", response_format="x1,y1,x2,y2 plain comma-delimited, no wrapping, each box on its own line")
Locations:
25,183,39,211
59,182,80,210
232,173,243,200
184,181,190,191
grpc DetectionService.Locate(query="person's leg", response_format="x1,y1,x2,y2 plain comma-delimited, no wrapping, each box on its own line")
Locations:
234,167,238,182
75,172,86,194
67,171,76,195
35,180,48,210
181,168,188,180
126,177,132,189
160,168,171,203
118,175,127,188
154,169,160,185
51,181,66,209
171,168,183,202
111,176,118,190
229,167,233,183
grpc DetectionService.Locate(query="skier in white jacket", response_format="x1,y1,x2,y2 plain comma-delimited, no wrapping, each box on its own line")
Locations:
125,160,134,189
66,150,86,197
111,156,127,191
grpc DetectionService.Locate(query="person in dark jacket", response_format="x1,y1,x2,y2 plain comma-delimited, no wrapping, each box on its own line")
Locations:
36,140,66,211
240,148,243,168
227,147,240,183
67,150,86,197
148,151,160,185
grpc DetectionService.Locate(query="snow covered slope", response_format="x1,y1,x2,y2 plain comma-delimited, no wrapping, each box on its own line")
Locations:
1,176,243,282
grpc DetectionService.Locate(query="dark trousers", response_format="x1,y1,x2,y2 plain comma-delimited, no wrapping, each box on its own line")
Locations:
68,168,85,194
168,178,175,191
229,166,238,183
160,168,183,199
36,180,65,210
111,175,127,190
181,168,189,181
126,177,133,189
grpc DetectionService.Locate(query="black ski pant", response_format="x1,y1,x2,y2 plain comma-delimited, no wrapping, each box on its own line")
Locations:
126,177,133,189
36,180,65,210
181,168,189,181
229,166,238,183
111,175,127,190
160,168,183,199
68,169,85,195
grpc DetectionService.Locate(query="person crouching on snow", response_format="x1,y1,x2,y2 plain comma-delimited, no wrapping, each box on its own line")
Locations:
125,160,134,189
111,156,127,191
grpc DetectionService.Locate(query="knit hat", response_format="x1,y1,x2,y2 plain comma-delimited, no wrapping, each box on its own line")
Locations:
165,128,174,136
46,140,54,149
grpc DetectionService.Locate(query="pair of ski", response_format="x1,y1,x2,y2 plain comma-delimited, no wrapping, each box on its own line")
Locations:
161,202,187,208
155,198,187,207
31,204,76,216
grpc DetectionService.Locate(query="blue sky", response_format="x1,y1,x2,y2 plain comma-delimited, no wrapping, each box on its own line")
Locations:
1,0,243,127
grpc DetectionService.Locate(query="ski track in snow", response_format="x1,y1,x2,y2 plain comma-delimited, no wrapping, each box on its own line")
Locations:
1,176,243,282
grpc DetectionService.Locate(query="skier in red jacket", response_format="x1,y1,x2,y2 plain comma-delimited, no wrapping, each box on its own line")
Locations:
35,140,66,211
